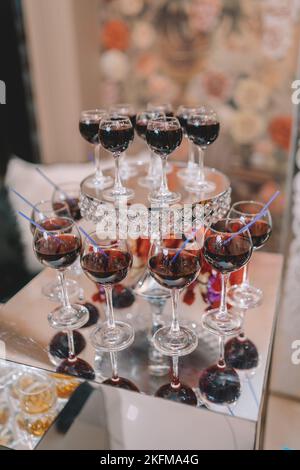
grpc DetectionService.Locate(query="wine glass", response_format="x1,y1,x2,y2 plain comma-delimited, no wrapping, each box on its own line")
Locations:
109,104,137,179
225,330,259,375
102,351,140,391
148,238,201,356
185,107,220,193
227,201,272,309
80,233,134,351
147,102,174,117
136,110,165,188
99,116,135,201
201,218,253,336
33,217,89,330
155,355,197,405
199,335,241,408
176,105,199,180
16,371,57,445
146,117,183,204
79,109,113,189
52,181,82,221
30,200,80,302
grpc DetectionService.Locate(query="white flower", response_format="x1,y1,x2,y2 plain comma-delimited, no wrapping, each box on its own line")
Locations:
100,50,129,81
234,79,269,110
230,111,265,145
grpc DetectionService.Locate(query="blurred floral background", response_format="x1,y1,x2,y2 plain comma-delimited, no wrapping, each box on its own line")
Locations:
98,0,300,250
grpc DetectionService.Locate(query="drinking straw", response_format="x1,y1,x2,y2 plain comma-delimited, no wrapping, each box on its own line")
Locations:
171,209,214,263
223,190,280,245
78,226,108,257
18,211,69,248
10,188,43,214
18,210,48,233
35,167,69,198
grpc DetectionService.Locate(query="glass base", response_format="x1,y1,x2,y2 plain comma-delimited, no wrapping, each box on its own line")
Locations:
56,357,95,380
90,321,135,352
225,336,259,371
48,304,89,330
149,190,181,205
79,302,100,328
102,376,140,392
48,331,86,362
138,174,160,189
84,173,113,190
41,279,79,302
202,309,242,336
177,164,198,181
155,382,198,406
153,325,198,357
185,178,216,193
102,187,135,202
227,283,263,309
199,363,241,406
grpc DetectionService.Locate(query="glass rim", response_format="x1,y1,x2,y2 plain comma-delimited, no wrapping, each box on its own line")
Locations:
16,373,55,396
32,199,69,210
100,115,132,126
206,217,251,236
33,216,75,233
80,109,107,118
231,200,266,216
82,232,123,249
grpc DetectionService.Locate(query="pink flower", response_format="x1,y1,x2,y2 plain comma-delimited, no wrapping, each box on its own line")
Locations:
188,0,222,34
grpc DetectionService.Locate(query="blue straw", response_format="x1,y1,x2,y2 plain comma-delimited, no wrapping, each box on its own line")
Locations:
171,209,214,264
79,227,108,257
18,211,51,235
35,167,69,198
223,190,280,245
10,188,43,214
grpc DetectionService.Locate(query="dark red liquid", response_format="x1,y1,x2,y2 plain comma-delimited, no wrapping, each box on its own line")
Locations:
149,251,200,289
176,114,189,135
135,121,148,140
65,197,81,221
155,382,197,406
99,126,134,153
203,234,252,274
49,331,86,359
102,376,140,392
225,336,259,370
30,216,71,235
81,249,132,285
34,234,81,269
56,357,95,381
187,122,220,147
79,120,101,144
199,364,241,405
248,220,272,249
146,127,182,157
129,114,136,128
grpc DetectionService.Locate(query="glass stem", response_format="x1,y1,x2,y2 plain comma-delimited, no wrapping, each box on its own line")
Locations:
171,355,180,388
67,330,76,361
110,351,118,380
159,157,169,196
218,335,225,368
197,146,205,182
187,140,195,169
58,271,71,309
146,150,154,177
170,289,180,335
94,144,104,180
217,273,229,320
113,152,127,193
242,263,250,287
104,285,115,329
